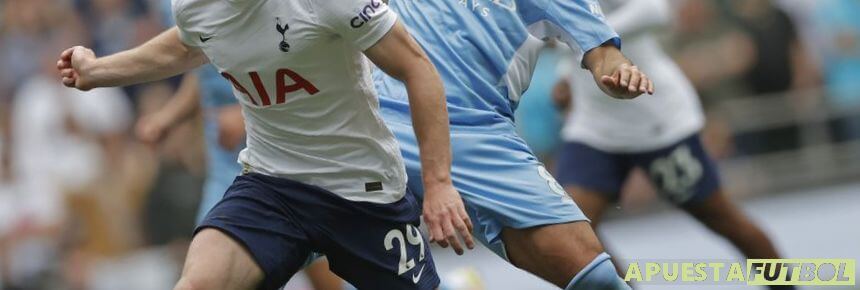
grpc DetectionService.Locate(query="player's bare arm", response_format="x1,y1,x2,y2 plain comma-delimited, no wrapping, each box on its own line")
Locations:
583,43,655,99
58,27,207,91
136,73,202,145
216,105,245,151
365,21,475,255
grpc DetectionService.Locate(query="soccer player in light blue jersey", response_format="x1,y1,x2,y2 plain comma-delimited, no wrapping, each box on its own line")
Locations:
373,0,653,289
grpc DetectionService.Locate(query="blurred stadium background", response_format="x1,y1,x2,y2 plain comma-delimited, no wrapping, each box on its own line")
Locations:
0,0,857,289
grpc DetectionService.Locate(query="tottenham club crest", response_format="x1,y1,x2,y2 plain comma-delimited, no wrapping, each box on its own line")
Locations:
275,17,290,52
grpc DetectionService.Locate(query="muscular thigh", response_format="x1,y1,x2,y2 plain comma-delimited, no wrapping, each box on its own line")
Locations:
501,222,604,288
179,229,264,290
388,121,600,287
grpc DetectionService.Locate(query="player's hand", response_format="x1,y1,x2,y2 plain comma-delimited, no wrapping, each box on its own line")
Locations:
422,182,475,255
57,46,97,91
598,63,654,99
135,112,171,146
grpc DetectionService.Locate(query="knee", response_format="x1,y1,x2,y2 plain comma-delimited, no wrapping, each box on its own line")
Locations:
506,222,605,285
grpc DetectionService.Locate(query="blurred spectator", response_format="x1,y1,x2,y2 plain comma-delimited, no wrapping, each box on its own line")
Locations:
0,0,203,288
135,86,205,247
74,0,157,55
1,0,84,96
727,0,820,155
1,37,139,288
672,0,820,156
729,0,819,94
814,0,860,141
73,0,164,105
671,0,755,104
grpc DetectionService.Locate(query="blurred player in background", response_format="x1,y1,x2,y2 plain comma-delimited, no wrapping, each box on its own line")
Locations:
373,0,652,289
137,1,342,288
56,0,470,288
552,1,793,289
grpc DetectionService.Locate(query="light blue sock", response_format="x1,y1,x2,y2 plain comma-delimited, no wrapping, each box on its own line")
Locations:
566,253,631,290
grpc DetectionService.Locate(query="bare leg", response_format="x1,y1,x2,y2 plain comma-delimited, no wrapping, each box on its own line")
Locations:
305,258,344,290
501,221,604,288
564,186,612,227
565,186,630,278
174,229,264,290
682,191,792,290
682,190,783,259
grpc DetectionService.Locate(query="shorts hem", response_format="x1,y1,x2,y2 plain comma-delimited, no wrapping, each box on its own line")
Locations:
506,216,591,231
557,182,622,202
480,216,589,262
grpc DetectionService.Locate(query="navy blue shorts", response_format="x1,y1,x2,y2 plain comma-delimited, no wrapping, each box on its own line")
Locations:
555,134,720,205
197,173,439,290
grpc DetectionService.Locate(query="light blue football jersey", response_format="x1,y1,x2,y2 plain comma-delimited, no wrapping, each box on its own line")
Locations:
375,0,620,125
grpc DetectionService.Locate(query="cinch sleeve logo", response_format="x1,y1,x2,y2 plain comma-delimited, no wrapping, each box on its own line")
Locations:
350,0,383,28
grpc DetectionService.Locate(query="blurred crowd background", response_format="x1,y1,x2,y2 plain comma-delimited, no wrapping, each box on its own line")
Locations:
0,0,857,289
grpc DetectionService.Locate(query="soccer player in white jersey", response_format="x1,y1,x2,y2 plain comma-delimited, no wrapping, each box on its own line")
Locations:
371,0,652,289
56,0,475,289
553,1,794,289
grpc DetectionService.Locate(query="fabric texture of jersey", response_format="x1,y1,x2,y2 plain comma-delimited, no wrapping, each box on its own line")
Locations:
385,120,588,258
198,173,439,290
559,0,705,153
172,0,406,203
555,133,720,205
374,0,620,126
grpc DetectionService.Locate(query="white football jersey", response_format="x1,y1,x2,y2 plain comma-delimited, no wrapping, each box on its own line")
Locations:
560,0,704,153
173,0,406,203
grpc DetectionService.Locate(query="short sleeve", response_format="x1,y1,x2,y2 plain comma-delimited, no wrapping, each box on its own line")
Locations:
528,0,620,55
171,0,202,47
313,0,398,51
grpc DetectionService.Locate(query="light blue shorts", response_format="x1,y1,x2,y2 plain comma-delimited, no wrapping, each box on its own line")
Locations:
385,119,588,260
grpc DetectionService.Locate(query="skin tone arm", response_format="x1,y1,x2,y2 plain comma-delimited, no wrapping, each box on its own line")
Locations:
134,68,245,150
58,27,207,90
552,78,572,111
554,0,665,109
582,42,654,99
136,73,202,145
58,27,246,149
365,21,475,255
215,105,245,151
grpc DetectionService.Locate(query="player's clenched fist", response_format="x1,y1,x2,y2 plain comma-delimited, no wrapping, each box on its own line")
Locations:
57,46,97,91
599,63,654,99
422,183,475,255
